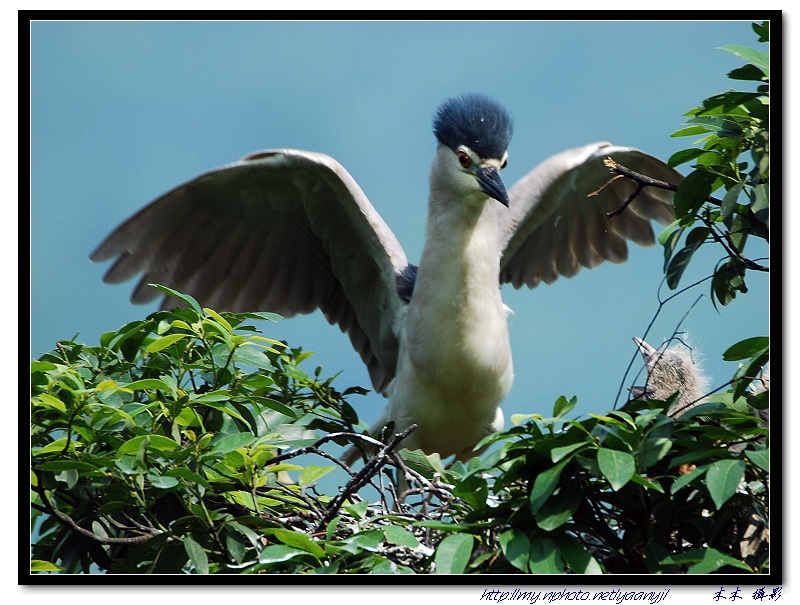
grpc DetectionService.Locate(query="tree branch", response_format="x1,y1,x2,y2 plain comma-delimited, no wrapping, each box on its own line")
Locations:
599,158,677,219
314,424,418,532
33,482,162,546
699,214,769,273
602,157,768,272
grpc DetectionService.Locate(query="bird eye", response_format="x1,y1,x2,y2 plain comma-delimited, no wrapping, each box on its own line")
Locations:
501,158,508,170
457,150,472,168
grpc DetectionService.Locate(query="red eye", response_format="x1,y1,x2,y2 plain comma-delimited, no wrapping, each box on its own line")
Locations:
457,150,472,168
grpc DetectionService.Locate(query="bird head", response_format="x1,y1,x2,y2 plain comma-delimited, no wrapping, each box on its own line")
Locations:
433,94,514,207
630,336,710,416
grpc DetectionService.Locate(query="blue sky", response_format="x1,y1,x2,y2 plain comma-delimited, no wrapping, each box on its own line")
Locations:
30,20,770,435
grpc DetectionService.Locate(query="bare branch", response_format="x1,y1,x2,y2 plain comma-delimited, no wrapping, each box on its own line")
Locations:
602,157,677,219
602,157,767,272
33,483,161,546
314,424,417,532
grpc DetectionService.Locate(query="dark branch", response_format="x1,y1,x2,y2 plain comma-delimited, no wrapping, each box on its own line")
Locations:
699,214,769,273
33,482,161,546
602,157,768,272
599,157,677,219
314,424,417,532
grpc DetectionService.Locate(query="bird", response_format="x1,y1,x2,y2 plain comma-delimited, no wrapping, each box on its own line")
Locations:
750,363,770,425
630,337,711,417
91,93,680,464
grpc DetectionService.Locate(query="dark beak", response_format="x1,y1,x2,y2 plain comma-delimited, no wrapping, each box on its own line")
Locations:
476,165,510,207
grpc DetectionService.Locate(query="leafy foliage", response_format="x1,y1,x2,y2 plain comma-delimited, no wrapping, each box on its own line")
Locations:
661,21,769,307
467,394,768,574
31,287,372,574
30,24,770,576
30,295,769,575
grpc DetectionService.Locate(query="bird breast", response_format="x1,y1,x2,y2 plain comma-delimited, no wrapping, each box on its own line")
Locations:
397,200,513,411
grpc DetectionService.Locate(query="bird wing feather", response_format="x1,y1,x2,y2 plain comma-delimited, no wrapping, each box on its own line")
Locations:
90,149,409,393
499,142,681,289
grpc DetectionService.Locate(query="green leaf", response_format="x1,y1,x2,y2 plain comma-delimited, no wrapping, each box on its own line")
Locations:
34,436,83,455
383,525,421,549
723,337,769,361
34,460,100,472
340,529,384,554
240,311,283,322
55,469,78,488
116,435,181,457
554,534,603,574
165,467,211,489
452,473,489,509
31,559,65,573
252,396,296,418
258,544,310,564
661,546,752,573
705,459,746,509
368,559,414,574
640,437,673,468
269,528,325,559
528,535,563,574
701,91,763,114
400,449,448,477
553,395,577,417
719,45,770,71
658,221,682,246
674,170,716,217
670,464,709,495
298,465,335,487
671,125,714,138
124,378,175,393
629,473,664,493
183,536,209,574
668,147,705,168
194,399,248,425
31,361,58,373
660,223,683,273
720,183,743,224
529,458,570,514
433,533,474,574
550,441,590,464
732,351,770,400
751,183,769,224
535,486,581,531
753,21,769,42
203,307,234,334
211,431,254,454
746,448,769,472
344,500,369,520
665,226,709,289
150,284,204,316
149,475,179,489
727,63,767,82
689,549,752,573
597,448,635,491
144,333,188,353
32,393,67,413
233,346,276,371
497,529,530,572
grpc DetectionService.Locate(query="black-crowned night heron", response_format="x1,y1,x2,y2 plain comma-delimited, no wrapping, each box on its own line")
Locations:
630,337,711,417
91,94,680,464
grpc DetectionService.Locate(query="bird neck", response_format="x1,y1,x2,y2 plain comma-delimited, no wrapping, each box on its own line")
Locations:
393,148,512,409
404,145,508,337
420,147,504,287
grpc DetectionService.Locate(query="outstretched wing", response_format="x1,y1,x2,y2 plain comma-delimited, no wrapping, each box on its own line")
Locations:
91,149,409,393
499,142,680,289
